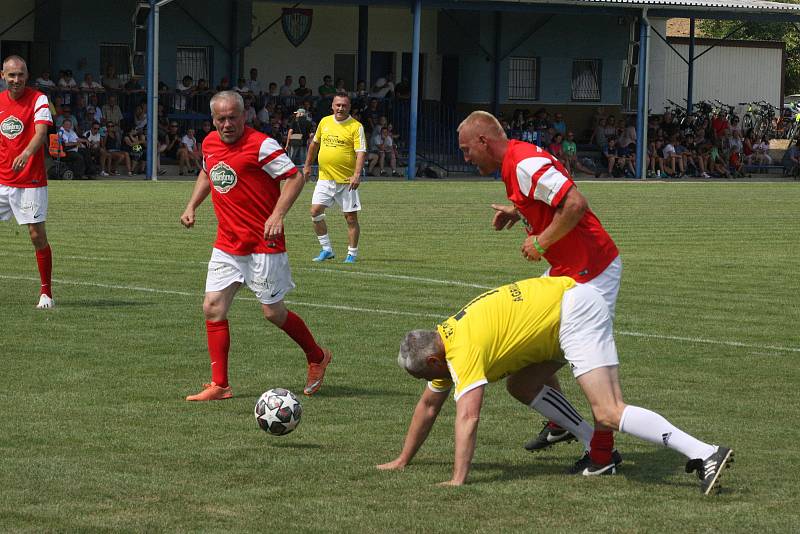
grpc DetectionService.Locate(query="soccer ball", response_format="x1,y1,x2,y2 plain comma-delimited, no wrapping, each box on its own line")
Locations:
254,388,302,436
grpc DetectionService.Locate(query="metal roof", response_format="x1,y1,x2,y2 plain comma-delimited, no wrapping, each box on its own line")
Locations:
452,0,800,14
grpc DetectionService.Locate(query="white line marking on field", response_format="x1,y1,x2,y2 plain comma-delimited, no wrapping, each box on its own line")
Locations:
1,274,798,354
0,275,444,319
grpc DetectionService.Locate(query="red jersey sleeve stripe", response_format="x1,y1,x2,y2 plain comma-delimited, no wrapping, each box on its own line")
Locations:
257,137,284,162
262,152,296,178
533,166,571,206
515,156,552,197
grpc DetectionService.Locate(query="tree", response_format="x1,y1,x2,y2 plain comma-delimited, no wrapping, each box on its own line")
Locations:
700,3,800,94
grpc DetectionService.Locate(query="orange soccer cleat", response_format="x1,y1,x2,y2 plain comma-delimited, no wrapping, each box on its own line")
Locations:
185,382,233,401
303,348,332,396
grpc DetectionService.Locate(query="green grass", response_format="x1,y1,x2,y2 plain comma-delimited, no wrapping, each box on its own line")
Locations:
1,180,799,533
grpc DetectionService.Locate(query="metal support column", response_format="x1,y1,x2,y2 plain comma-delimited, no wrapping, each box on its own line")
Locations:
687,17,695,115
358,5,368,85
146,1,159,181
492,11,501,116
635,11,649,179
407,0,421,180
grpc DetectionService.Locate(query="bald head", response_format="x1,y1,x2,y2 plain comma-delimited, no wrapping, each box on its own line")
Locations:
457,111,508,175
2,55,27,72
2,55,29,99
457,111,507,141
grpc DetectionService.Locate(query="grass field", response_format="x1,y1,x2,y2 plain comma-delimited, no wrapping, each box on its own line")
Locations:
2,180,799,533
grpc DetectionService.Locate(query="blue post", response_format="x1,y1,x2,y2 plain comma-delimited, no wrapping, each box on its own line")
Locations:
687,17,695,115
145,1,157,180
407,0,421,180
635,12,649,179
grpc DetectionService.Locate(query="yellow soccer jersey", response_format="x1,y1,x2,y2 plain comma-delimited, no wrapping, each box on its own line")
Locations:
429,277,577,400
314,114,367,183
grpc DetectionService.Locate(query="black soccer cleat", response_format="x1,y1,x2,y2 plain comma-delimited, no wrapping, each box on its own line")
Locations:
524,421,577,452
569,449,623,476
685,446,734,495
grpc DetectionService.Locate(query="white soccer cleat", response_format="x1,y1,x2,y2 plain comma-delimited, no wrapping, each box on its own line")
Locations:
36,294,55,309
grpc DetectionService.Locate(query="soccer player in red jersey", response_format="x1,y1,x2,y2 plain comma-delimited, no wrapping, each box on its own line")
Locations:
457,111,623,475
0,56,55,309
180,91,331,401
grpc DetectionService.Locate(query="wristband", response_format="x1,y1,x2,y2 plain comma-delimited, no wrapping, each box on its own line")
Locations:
533,237,547,255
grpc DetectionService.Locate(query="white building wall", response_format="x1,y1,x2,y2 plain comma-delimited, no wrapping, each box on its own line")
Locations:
244,4,440,99
662,42,782,111
1,0,36,41
647,18,667,116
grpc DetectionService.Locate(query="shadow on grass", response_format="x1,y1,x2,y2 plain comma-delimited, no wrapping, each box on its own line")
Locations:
263,442,323,450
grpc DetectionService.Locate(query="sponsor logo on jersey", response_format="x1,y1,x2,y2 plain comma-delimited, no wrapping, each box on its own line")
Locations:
1,115,25,140
209,161,238,193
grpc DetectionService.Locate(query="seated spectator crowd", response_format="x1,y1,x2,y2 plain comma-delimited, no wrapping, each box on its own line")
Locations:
34,64,408,177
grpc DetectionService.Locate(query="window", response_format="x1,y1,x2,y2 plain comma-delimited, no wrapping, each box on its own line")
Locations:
572,59,602,101
508,57,538,100
176,46,212,87
100,44,130,78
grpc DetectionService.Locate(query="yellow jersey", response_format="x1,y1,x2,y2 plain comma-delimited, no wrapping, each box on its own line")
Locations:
429,277,577,400
313,114,367,183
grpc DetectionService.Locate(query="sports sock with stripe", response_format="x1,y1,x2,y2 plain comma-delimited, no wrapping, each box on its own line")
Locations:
35,245,52,297
619,405,717,460
529,385,593,449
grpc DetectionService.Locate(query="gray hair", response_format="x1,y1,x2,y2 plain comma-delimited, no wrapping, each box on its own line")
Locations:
2,55,27,72
457,110,506,140
209,90,244,114
398,330,440,374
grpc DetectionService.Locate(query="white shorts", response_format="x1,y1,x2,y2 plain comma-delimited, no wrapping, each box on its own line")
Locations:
0,185,48,225
558,284,619,378
311,179,361,212
544,255,622,320
205,248,295,305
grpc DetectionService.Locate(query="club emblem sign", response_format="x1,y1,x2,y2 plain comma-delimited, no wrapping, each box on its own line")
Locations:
281,8,313,48
209,162,238,193
1,115,24,140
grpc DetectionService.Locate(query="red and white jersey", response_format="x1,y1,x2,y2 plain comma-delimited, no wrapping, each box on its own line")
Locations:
0,87,53,188
501,139,618,283
202,127,297,256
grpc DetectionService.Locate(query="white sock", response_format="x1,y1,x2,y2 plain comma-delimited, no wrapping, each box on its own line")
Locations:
317,234,333,252
347,246,358,257
619,405,716,460
529,385,593,449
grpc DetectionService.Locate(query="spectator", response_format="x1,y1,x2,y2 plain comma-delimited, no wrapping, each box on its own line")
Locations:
711,111,729,139
101,121,132,176
599,136,621,177
295,75,313,98
246,67,262,95
279,75,294,97
661,111,679,138
101,64,122,91
123,126,146,174
753,135,772,166
369,77,391,98
394,77,411,100
133,103,147,131
604,115,617,141
195,78,212,95
178,127,201,175
318,75,336,97
335,78,347,95
591,117,608,150
285,107,313,165
662,135,684,177
216,77,231,92
58,69,78,91
80,73,103,93
72,94,87,117
257,99,271,130
82,121,106,175
243,95,258,127
742,130,755,166
781,141,800,176
552,113,567,135
683,132,703,176
124,77,144,93
354,79,368,100
58,119,92,178
618,117,637,149
55,105,77,130
561,131,595,176
102,95,124,128
373,125,398,176
161,121,181,162
708,138,731,178
548,132,565,163
267,81,279,97
78,107,97,134
532,109,549,148
195,120,213,148
235,78,251,94
175,75,194,112
35,70,56,91
364,98,381,134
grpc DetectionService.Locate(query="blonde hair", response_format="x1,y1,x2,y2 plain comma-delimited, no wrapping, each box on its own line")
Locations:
457,110,506,140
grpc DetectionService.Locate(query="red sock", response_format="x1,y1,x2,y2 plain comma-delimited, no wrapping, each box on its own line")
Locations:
280,311,324,364
589,430,614,466
206,320,230,387
35,245,52,297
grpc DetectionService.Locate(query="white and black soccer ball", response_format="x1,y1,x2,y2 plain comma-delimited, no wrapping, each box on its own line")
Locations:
254,388,302,436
